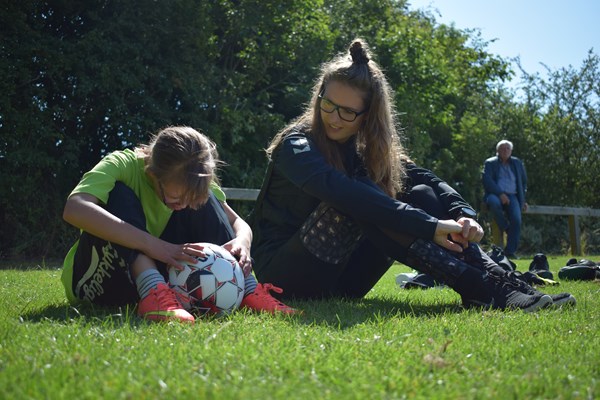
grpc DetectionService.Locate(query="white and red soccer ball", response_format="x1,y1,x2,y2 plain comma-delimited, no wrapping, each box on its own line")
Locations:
168,243,245,316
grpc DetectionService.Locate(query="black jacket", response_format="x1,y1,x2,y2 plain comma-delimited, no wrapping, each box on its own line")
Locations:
251,130,442,264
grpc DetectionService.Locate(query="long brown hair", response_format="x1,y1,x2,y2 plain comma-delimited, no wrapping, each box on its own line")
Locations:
136,126,221,209
267,39,406,196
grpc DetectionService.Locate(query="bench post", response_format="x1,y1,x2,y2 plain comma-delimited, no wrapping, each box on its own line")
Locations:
568,215,581,255
480,201,504,248
490,220,505,248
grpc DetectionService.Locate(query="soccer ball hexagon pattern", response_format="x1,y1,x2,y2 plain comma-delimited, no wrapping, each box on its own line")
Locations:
168,243,245,316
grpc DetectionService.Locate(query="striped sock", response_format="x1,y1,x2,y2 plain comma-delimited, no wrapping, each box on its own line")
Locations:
135,269,166,299
244,274,258,296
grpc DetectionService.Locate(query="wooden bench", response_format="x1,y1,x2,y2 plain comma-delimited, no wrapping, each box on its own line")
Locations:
224,188,600,256
483,204,600,256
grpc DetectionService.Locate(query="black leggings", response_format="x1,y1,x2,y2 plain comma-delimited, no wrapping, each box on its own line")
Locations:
70,182,235,306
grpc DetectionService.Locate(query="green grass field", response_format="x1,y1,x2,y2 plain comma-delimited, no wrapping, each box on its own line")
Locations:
1,256,599,399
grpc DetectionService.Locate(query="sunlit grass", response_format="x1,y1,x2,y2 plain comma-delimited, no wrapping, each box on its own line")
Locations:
1,256,599,399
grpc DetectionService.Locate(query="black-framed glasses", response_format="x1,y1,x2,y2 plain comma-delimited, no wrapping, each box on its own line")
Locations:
318,94,367,122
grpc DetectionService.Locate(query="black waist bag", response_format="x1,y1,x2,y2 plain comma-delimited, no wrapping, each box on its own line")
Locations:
299,202,363,264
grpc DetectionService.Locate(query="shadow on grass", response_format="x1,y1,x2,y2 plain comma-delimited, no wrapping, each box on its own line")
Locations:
19,290,465,330
285,295,464,329
19,302,141,326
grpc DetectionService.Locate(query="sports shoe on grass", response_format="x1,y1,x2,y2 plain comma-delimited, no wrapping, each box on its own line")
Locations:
545,292,577,306
138,283,195,323
241,283,299,315
529,253,555,280
559,260,600,281
402,273,445,290
462,269,553,312
505,271,576,307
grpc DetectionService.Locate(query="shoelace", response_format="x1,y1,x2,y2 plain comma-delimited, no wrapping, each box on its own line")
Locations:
154,284,183,309
488,270,522,292
260,283,283,295
255,283,290,307
504,271,533,291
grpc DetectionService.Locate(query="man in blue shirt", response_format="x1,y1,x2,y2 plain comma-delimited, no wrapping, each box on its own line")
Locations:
482,140,528,258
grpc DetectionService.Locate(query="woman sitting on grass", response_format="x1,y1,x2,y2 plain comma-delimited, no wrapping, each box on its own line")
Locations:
249,39,574,311
62,126,296,323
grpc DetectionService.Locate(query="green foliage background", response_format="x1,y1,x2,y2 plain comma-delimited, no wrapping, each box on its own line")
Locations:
1,0,599,259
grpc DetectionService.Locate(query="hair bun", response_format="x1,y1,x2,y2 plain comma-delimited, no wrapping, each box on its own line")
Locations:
349,41,370,65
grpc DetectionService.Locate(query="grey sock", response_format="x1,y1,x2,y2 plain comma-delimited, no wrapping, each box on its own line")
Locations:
135,269,166,299
244,274,258,296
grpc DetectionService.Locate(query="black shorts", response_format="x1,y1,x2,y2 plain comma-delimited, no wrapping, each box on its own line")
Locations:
70,182,235,306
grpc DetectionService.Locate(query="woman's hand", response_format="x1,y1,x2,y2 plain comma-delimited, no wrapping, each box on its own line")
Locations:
434,218,484,252
451,217,484,246
433,220,465,252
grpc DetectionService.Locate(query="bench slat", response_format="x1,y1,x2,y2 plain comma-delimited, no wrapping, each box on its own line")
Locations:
223,187,260,201
526,205,600,217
